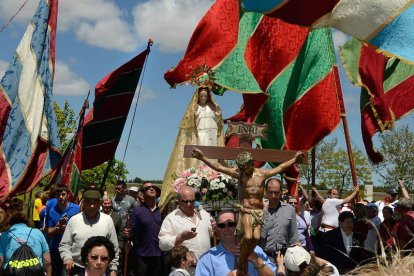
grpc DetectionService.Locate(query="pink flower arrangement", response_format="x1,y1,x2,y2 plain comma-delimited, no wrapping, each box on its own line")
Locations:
173,165,233,204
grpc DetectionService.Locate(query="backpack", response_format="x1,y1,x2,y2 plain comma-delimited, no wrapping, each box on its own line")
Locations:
3,228,44,276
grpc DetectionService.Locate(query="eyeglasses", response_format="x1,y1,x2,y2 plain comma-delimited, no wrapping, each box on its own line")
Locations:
88,254,110,262
217,221,237,229
180,199,195,204
288,201,297,205
143,186,155,191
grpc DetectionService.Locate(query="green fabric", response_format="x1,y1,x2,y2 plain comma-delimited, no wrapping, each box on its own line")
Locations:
256,28,336,150
214,12,263,93
339,38,362,86
384,58,414,92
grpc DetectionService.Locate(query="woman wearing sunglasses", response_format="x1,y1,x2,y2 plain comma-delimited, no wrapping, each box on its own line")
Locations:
79,236,115,276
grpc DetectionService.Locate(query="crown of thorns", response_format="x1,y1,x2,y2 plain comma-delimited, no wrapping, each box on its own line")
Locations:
236,152,253,167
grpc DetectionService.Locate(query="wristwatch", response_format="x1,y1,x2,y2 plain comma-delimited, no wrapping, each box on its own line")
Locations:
255,258,266,270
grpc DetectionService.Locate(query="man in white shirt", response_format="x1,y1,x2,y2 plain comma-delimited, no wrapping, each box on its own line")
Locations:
159,186,213,260
320,187,359,232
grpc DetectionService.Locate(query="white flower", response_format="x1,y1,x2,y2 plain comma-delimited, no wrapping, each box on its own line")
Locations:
188,178,201,188
219,182,226,189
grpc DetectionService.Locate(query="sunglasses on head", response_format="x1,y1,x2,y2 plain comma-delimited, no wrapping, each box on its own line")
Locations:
180,199,195,204
143,186,155,191
88,254,110,262
217,221,237,229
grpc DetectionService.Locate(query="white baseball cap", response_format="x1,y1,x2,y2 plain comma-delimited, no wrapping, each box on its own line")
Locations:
284,246,311,272
128,186,139,192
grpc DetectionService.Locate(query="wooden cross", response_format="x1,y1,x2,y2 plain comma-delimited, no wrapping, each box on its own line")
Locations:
184,121,307,163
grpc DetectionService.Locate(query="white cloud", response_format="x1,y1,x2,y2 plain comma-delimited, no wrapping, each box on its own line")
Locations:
0,0,40,24
53,61,90,96
133,85,157,104
0,60,8,77
59,0,138,52
332,29,349,52
132,0,212,53
0,0,138,52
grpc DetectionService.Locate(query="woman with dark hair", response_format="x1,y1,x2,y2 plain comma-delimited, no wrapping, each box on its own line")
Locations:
167,245,192,276
0,211,51,275
80,236,115,276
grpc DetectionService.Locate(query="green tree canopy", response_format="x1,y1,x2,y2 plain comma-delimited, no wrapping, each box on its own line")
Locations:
374,124,414,190
298,138,372,195
81,159,129,190
54,100,76,151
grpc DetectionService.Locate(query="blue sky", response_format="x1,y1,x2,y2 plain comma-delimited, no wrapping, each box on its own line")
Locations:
0,0,412,184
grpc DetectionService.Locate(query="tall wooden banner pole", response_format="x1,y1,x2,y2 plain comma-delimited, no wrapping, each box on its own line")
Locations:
311,147,316,197
341,115,360,202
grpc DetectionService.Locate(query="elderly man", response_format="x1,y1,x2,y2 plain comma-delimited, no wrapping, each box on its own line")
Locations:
102,197,123,248
319,187,359,232
159,186,212,261
196,210,276,276
59,185,119,276
259,178,299,258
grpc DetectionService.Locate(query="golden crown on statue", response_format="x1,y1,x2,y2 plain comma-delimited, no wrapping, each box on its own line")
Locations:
186,61,218,91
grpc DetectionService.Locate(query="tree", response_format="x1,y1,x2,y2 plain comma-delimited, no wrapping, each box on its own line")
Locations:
374,124,414,189
297,138,338,186
298,138,372,196
81,159,129,190
319,146,372,196
54,100,76,151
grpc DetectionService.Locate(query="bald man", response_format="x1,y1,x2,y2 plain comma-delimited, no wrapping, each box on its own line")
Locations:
158,186,213,260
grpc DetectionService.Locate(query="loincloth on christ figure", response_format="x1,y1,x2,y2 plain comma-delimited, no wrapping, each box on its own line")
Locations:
234,204,264,236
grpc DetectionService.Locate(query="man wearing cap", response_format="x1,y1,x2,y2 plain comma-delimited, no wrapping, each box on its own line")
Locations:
59,185,119,276
391,198,414,250
127,186,139,201
195,210,276,276
376,180,409,221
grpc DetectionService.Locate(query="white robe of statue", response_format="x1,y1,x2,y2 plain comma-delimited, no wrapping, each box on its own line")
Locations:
196,104,218,146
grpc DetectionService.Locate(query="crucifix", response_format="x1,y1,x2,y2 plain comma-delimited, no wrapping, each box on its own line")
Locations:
185,121,305,275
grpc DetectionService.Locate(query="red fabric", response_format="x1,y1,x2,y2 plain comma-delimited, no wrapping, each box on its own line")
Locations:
164,0,240,86
392,211,414,249
358,43,414,163
81,48,149,170
245,16,309,91
283,71,341,151
268,0,339,27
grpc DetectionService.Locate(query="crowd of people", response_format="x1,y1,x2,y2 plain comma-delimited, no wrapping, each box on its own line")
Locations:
0,177,413,276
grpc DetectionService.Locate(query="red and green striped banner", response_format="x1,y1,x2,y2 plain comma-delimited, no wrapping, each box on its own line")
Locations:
340,38,414,163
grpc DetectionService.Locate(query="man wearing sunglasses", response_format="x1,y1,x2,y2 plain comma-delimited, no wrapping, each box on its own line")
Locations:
128,182,166,276
159,185,213,263
196,210,276,276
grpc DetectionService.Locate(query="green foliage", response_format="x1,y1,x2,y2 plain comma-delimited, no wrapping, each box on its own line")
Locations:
53,100,76,151
374,124,414,189
81,160,129,190
297,138,338,185
298,138,372,195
